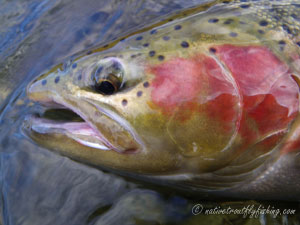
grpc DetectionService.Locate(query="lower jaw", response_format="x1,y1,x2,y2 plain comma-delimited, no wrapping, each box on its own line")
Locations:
24,115,113,151
24,114,140,154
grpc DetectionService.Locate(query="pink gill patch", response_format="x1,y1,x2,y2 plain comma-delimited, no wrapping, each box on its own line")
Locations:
215,45,299,146
149,44,299,153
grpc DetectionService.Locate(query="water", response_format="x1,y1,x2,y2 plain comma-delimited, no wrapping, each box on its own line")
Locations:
0,0,300,224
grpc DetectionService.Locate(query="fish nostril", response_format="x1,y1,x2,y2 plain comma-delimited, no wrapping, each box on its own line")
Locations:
137,91,143,97
54,76,60,83
26,80,39,97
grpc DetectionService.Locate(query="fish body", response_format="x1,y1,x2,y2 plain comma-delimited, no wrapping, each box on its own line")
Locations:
25,0,300,200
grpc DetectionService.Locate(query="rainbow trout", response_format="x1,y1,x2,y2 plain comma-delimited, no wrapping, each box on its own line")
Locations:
25,0,300,200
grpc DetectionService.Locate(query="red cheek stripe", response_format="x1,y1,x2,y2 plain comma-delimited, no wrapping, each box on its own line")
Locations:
150,58,204,114
150,55,239,119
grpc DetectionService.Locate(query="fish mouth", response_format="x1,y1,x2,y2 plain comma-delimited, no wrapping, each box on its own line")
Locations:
25,99,141,154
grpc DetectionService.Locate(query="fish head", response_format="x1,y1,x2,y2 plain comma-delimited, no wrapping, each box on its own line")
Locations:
22,0,300,200
27,2,298,174
26,48,189,173
26,39,244,174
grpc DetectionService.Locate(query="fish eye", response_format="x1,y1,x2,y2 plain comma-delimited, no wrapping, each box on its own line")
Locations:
92,60,124,95
94,74,120,95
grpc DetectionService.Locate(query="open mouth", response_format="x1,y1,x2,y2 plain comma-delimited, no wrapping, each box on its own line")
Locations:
26,104,113,151
42,108,85,122
24,94,141,152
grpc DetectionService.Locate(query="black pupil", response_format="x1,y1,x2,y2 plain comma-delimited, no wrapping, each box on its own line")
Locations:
96,81,115,95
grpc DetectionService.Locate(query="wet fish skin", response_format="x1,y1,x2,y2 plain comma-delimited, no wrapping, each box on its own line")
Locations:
25,0,300,200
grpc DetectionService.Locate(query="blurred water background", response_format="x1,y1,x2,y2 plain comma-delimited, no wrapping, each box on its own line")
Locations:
0,0,299,224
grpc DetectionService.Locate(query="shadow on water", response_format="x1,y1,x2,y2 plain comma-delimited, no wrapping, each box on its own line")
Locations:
0,0,300,224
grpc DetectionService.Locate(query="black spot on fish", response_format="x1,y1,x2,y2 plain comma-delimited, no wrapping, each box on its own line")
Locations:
42,80,47,86
122,99,128,106
258,29,265,34
208,18,219,23
163,36,170,41
55,76,60,84
240,4,250,8
181,41,189,48
229,32,238,37
209,47,217,53
143,43,149,47
174,25,182,30
87,50,93,55
72,63,77,69
131,54,136,58
120,38,126,42
150,29,157,35
143,81,149,88
278,40,286,51
78,74,82,80
259,20,268,26
136,36,143,41
222,1,230,4
168,19,174,22
89,11,109,23
158,55,165,61
149,51,156,57
137,91,143,97
224,19,233,25
279,40,286,45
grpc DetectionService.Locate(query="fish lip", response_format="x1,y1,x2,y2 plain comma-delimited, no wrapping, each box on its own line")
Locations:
26,98,140,154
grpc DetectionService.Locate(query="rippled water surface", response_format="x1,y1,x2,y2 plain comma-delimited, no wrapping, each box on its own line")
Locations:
0,0,300,224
